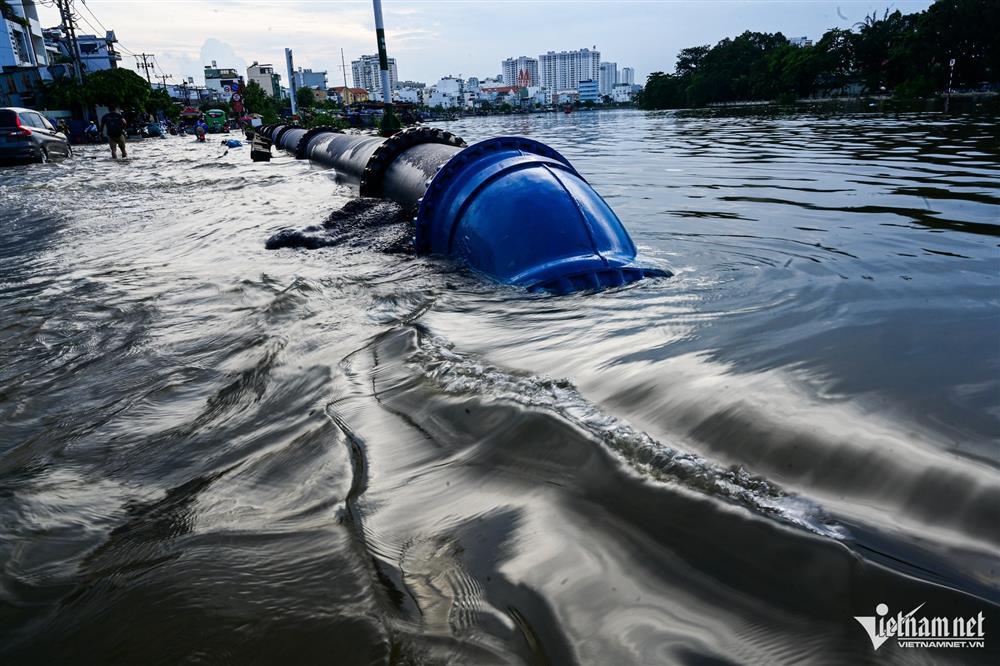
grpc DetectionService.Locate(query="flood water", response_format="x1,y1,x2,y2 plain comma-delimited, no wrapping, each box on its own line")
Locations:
1,109,998,664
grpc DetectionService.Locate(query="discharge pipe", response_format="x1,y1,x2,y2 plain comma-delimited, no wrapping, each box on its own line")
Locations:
257,124,669,293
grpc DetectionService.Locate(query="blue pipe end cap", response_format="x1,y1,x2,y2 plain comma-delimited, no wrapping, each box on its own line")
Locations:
416,136,669,293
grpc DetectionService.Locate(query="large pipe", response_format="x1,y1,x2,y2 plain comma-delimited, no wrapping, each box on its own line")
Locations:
258,125,670,293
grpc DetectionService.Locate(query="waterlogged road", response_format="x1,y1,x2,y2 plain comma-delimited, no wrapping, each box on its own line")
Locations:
1,110,998,664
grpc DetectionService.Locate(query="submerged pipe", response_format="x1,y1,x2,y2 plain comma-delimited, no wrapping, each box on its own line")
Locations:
257,124,669,293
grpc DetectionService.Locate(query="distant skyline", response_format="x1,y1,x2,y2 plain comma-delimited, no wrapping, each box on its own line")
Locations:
38,0,935,87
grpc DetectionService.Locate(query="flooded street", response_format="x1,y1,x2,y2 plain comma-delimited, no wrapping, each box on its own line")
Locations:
2,109,998,663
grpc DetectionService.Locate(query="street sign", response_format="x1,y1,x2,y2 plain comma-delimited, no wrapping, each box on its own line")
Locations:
231,93,242,102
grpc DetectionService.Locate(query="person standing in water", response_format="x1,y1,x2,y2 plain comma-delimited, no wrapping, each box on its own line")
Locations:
100,107,128,159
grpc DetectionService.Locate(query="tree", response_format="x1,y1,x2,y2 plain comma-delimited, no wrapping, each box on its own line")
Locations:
675,45,711,76
86,68,150,109
636,72,687,109
43,77,87,109
241,81,272,114
146,87,178,119
296,86,316,109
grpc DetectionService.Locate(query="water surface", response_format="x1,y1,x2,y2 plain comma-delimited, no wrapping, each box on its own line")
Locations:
1,110,998,664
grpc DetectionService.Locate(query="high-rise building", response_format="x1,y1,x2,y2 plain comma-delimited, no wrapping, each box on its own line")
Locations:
599,61,617,96
247,62,282,98
538,47,600,92
501,56,538,87
619,67,635,86
351,54,398,98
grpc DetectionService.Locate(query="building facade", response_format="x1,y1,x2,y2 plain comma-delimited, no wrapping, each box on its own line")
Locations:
247,62,281,98
329,86,368,105
619,67,635,86
1,1,48,74
351,54,398,98
76,31,120,72
538,47,600,92
297,67,327,89
598,61,617,96
204,60,244,100
611,82,634,103
501,56,538,87
578,79,599,103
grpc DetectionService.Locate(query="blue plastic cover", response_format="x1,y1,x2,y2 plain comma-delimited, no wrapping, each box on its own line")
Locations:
415,136,668,293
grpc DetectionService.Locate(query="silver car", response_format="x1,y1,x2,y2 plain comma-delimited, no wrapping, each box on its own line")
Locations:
0,107,72,164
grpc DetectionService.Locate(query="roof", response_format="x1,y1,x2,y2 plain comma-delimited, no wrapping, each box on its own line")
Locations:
480,86,520,93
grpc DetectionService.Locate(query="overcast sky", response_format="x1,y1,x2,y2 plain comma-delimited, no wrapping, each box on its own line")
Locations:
39,0,934,87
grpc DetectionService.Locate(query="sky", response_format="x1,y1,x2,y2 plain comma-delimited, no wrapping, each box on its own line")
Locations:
38,0,936,87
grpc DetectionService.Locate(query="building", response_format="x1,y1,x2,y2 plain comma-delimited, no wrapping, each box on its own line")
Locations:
247,62,281,98
598,61,617,96
435,75,463,95
43,27,120,74
155,81,215,104
2,1,49,73
393,87,420,104
538,47,600,92
297,67,327,89
204,60,244,100
1,1,51,106
351,54,398,98
578,79,599,103
76,32,120,71
619,66,635,86
328,85,368,105
502,55,538,87
611,82,634,103
395,79,424,90
789,36,813,47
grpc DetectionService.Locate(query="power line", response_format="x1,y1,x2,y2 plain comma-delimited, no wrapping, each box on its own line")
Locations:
76,0,137,56
79,0,108,33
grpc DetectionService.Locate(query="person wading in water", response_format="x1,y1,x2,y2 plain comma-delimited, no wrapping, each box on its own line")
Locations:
101,107,128,159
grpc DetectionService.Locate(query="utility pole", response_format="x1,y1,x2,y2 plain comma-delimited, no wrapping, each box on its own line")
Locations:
55,0,84,83
371,0,392,105
340,48,349,105
285,48,297,116
156,74,172,88
134,53,155,84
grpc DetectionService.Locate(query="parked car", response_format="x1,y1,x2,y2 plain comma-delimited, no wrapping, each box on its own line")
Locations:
0,107,72,164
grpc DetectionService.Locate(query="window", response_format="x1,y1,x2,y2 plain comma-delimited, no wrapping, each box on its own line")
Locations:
19,112,41,128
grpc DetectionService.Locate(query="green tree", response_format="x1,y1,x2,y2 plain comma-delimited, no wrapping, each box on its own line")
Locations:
43,77,87,109
675,45,711,76
145,87,178,119
296,86,316,109
86,68,150,109
240,81,275,116
636,72,687,109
